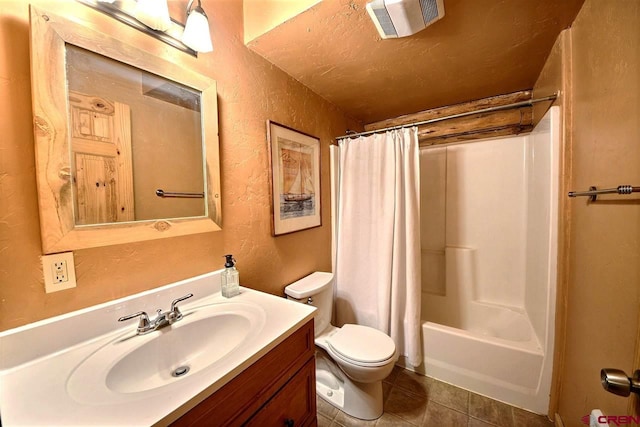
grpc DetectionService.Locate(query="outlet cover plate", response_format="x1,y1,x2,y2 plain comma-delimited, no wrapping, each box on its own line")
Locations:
42,252,77,293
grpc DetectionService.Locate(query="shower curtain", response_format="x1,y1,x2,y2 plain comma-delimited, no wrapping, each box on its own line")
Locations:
333,127,422,367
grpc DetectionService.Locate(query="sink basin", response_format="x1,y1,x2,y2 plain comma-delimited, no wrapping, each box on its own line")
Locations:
67,301,266,404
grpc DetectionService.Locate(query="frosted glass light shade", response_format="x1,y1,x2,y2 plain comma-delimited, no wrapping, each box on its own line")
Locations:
135,0,171,32
182,10,213,53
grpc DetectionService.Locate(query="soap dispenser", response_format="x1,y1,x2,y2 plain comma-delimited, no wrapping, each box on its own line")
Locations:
221,254,240,298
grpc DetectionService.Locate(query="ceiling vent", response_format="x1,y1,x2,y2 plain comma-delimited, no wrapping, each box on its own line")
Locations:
365,0,445,39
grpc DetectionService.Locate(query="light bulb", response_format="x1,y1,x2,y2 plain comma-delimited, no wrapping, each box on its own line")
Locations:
182,7,213,53
135,0,171,32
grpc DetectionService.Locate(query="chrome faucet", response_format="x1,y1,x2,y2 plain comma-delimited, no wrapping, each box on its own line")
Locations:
118,293,193,335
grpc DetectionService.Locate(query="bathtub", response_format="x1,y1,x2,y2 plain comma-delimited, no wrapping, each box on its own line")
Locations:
420,312,552,414
412,246,556,414
412,107,560,414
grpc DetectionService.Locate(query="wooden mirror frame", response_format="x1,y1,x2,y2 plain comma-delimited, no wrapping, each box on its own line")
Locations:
29,6,221,254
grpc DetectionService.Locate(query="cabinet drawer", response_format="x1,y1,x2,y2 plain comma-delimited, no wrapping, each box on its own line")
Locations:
245,358,316,427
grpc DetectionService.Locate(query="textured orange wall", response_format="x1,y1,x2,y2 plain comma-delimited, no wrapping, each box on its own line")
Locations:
534,0,640,425
560,0,640,425
243,0,320,43
0,1,361,331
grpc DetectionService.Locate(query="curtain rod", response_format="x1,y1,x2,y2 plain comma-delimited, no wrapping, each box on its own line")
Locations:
335,92,559,140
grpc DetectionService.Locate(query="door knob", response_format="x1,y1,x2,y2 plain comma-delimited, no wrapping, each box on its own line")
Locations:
601,368,640,397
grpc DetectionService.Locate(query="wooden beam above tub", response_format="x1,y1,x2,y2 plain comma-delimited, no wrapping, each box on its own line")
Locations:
364,90,534,146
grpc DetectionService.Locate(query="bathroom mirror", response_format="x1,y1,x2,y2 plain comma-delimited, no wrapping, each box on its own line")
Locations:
30,6,221,254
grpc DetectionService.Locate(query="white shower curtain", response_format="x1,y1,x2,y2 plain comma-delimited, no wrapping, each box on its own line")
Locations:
333,127,422,367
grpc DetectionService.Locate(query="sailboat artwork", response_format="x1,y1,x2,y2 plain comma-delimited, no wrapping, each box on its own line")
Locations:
268,121,321,235
278,137,316,219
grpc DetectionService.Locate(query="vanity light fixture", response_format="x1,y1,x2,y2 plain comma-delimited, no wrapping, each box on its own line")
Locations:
134,0,172,32
182,0,213,53
78,0,199,57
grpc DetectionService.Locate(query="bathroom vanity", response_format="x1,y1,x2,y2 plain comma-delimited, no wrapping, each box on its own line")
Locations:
171,320,316,426
0,271,316,426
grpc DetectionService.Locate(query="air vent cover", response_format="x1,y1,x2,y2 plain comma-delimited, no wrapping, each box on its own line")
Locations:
366,0,445,39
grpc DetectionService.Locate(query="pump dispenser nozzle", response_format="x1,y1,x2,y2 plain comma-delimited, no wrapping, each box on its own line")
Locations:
224,254,235,268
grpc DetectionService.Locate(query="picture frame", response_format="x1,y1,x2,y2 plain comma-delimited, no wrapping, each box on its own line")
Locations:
267,121,321,236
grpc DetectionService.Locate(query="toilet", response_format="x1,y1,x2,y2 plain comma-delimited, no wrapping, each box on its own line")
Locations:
285,272,398,420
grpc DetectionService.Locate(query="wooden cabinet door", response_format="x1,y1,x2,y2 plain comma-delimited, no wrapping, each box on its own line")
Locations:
68,91,134,224
244,358,316,427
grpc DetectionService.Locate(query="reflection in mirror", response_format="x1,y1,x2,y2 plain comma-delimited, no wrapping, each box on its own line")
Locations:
29,6,221,254
65,45,206,225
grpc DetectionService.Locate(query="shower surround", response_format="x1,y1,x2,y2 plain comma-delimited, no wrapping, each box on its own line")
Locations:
417,107,560,414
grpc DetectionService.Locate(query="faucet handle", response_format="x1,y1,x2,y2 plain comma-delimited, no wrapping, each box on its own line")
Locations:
168,293,193,322
118,311,151,334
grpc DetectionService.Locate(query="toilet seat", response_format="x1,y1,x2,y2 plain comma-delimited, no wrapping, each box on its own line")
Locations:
326,324,396,367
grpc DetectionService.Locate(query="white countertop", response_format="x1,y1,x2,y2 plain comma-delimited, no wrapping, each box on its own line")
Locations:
0,271,316,426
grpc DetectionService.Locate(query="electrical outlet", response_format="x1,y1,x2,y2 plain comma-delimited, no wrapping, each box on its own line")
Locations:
42,252,77,293
52,260,68,283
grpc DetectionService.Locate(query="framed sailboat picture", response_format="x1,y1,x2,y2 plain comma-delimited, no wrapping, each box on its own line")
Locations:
267,121,321,236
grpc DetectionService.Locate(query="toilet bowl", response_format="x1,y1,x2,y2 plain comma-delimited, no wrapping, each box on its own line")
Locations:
285,272,398,420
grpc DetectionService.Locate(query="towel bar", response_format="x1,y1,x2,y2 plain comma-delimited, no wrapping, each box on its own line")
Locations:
155,189,204,199
568,185,640,202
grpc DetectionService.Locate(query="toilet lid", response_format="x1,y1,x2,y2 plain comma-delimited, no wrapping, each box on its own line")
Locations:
327,324,396,364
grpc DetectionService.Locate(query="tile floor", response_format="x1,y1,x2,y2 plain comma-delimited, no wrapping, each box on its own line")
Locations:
316,366,554,427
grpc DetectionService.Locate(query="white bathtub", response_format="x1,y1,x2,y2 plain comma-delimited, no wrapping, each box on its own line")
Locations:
414,247,555,414
413,107,560,415
420,313,551,414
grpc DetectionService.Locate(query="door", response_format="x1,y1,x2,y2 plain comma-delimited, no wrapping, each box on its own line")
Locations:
68,91,134,224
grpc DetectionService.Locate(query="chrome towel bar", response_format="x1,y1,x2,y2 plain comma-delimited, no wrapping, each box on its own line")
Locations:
155,189,204,199
568,185,640,202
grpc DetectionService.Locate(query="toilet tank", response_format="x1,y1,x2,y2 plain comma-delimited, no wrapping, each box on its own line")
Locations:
284,272,334,336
